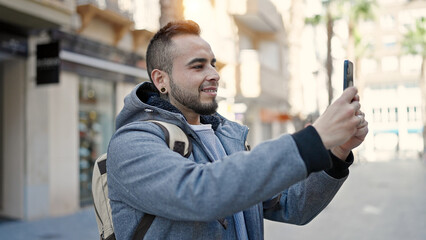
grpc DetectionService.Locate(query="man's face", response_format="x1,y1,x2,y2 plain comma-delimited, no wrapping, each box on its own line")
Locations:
166,34,220,116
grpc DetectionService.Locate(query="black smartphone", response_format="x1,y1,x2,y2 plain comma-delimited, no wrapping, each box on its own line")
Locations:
343,60,354,89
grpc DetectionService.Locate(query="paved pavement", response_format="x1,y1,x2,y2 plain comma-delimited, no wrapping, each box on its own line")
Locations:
265,158,426,240
0,207,98,240
0,157,425,240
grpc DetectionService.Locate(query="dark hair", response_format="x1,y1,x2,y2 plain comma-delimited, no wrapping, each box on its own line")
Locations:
146,20,201,82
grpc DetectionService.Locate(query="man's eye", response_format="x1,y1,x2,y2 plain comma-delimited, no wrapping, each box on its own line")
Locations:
193,65,203,69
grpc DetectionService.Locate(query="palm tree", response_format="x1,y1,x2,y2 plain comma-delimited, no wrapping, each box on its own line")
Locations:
343,0,377,95
345,0,376,61
325,7,334,105
402,17,426,155
320,0,376,104
305,14,322,68
305,0,337,105
321,0,342,104
352,28,374,92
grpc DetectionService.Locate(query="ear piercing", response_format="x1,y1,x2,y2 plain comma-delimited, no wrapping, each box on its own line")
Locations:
160,87,166,93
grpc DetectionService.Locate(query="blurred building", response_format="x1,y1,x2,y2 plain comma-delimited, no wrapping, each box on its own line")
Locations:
180,0,292,146
299,0,425,161
358,0,425,160
0,0,150,220
0,0,293,220
0,0,76,220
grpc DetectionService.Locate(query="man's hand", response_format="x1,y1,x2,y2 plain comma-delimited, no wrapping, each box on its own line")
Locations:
331,114,369,159
312,87,368,154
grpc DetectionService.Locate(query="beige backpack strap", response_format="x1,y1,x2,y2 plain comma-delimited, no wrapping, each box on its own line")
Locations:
92,153,115,240
91,120,192,240
149,120,192,158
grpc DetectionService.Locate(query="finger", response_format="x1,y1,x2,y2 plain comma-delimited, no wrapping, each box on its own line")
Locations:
357,117,368,129
341,87,358,103
353,94,360,102
351,101,361,113
355,122,369,137
356,114,363,127
355,110,365,117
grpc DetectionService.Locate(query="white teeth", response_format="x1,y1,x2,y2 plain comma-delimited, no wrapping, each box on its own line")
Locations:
203,89,216,92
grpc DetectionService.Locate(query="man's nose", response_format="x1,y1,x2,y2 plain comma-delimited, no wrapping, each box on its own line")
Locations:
207,66,220,82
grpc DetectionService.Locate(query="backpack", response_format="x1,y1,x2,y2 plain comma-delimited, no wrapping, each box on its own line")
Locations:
92,120,192,240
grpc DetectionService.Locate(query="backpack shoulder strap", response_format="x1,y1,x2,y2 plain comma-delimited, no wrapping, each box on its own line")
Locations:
93,120,192,240
130,120,192,240
92,153,115,240
149,120,192,158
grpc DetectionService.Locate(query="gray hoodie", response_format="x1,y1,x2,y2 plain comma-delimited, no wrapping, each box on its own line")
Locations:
107,82,352,240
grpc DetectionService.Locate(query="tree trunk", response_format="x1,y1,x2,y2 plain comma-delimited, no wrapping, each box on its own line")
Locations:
326,10,334,104
159,0,184,27
347,21,355,62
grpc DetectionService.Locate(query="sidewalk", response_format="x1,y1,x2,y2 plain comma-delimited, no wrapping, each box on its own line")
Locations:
0,207,98,240
1,157,425,240
265,158,426,240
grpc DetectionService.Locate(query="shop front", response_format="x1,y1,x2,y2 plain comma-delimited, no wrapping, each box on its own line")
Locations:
56,30,148,207
0,27,147,219
0,20,30,220
0,0,148,221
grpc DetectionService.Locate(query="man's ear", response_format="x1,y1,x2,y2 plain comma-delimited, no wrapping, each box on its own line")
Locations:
151,69,167,92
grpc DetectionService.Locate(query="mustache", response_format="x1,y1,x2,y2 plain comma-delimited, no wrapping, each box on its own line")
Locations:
199,82,218,90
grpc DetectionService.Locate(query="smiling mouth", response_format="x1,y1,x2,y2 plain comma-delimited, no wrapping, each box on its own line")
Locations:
201,89,217,93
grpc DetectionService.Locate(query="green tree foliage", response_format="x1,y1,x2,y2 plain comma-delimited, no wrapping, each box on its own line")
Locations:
402,17,426,59
306,0,376,104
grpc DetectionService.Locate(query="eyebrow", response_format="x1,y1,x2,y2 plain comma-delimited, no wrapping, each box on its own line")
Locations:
186,58,216,66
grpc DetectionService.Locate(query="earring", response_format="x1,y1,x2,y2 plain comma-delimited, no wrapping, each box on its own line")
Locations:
160,87,166,93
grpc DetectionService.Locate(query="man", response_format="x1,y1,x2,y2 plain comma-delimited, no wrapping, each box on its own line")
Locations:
107,20,368,240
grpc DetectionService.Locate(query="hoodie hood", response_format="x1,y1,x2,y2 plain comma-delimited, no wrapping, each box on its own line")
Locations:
115,82,221,130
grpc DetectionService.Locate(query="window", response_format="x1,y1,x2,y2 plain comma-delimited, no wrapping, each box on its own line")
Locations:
372,108,381,122
381,56,399,72
259,41,280,71
361,58,378,74
380,14,396,30
372,107,398,123
133,0,161,31
79,77,115,206
407,106,421,122
382,35,397,49
400,55,422,75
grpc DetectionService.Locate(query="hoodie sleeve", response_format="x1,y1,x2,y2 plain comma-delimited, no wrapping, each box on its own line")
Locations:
107,122,340,222
291,125,332,174
263,127,351,225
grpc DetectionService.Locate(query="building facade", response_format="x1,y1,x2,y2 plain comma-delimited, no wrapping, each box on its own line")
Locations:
358,0,425,161
181,0,293,146
0,0,77,220
0,0,150,220
0,0,293,220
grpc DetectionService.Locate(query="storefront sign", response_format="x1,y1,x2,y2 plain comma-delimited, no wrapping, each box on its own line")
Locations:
37,41,60,85
0,31,28,57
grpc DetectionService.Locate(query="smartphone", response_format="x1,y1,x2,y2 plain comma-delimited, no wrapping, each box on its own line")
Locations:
343,60,354,89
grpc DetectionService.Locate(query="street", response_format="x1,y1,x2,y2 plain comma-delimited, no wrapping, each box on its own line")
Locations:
1,156,425,240
265,157,426,240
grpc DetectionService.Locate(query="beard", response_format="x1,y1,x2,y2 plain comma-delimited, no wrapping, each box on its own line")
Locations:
169,77,218,115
